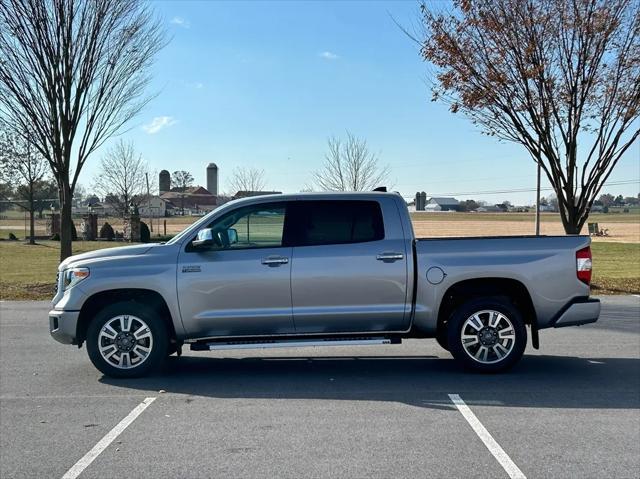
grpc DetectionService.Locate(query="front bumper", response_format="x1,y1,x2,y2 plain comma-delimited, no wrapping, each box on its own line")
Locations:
49,309,80,344
553,298,600,328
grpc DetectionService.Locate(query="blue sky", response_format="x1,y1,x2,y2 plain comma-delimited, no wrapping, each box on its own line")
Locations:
81,0,639,204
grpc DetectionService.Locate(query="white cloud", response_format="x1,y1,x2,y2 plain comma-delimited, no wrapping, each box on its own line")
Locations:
188,82,204,89
170,17,190,28
319,51,339,60
143,116,176,134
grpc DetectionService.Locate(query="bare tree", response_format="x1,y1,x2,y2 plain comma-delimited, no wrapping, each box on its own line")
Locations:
311,132,391,191
0,0,166,260
0,128,50,244
226,167,267,195
171,170,194,215
93,140,149,217
419,0,639,234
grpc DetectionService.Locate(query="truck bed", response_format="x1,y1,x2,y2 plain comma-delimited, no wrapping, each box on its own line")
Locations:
411,235,592,332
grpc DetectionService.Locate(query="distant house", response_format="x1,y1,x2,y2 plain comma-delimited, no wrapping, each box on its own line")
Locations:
74,201,114,216
84,195,101,207
537,204,555,212
476,205,504,213
424,197,460,212
138,196,170,218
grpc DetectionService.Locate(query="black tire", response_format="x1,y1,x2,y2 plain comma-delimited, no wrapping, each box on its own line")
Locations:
447,297,527,373
86,301,169,378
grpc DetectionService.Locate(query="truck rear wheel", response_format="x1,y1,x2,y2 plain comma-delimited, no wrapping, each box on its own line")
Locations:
447,297,526,373
86,302,168,378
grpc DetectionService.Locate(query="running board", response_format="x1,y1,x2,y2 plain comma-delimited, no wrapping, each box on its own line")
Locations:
191,337,400,351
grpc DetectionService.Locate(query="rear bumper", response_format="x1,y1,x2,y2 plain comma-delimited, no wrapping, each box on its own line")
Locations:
49,309,80,345
553,298,600,328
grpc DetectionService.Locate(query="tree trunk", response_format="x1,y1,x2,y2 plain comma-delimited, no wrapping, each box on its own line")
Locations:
28,183,35,245
559,198,583,235
59,185,73,261
561,219,582,235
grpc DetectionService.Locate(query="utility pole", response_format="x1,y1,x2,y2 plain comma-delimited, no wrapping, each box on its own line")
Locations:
145,172,153,232
535,160,541,236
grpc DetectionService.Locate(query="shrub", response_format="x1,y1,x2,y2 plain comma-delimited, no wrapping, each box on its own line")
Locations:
100,222,115,241
8,232,18,241
140,221,150,243
50,226,77,241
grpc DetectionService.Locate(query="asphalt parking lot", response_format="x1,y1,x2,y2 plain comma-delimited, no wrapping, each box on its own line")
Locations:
1,296,639,479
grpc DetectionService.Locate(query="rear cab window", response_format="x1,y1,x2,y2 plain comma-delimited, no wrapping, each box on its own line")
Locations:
288,200,384,247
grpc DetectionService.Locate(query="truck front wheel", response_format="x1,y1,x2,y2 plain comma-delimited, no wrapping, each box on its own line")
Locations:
447,297,527,373
86,302,169,378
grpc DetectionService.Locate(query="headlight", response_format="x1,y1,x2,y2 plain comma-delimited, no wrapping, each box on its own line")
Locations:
62,267,90,291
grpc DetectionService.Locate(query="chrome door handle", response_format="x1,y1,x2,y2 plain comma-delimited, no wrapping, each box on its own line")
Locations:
261,256,289,265
376,253,404,261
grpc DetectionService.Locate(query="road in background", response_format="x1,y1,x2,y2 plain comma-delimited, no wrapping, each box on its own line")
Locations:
1,296,638,478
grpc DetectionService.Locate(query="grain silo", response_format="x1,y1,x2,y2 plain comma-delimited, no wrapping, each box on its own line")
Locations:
159,170,171,194
206,163,218,196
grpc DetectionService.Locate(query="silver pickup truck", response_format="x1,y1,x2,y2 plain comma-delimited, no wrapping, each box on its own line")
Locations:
49,192,600,377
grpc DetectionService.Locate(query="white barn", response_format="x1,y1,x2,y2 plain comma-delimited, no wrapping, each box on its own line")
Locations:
424,197,460,212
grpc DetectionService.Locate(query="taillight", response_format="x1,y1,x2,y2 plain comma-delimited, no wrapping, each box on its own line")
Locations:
576,246,592,285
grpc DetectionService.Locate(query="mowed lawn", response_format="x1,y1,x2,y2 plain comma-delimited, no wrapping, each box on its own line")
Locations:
590,242,640,294
0,239,638,300
0,241,124,300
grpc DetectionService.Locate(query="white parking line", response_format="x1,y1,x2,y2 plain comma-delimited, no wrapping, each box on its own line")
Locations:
61,397,156,479
449,394,526,479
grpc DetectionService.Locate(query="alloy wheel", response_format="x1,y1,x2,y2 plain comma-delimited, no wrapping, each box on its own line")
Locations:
460,310,516,364
98,315,154,369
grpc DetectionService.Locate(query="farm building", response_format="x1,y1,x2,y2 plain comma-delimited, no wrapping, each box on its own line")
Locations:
424,197,460,212
476,205,504,213
160,186,218,214
138,196,172,218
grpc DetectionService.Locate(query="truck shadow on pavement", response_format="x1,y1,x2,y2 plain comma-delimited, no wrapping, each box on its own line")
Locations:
99,354,640,410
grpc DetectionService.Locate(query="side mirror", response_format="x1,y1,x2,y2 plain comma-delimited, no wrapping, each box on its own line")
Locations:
192,228,214,248
227,228,238,245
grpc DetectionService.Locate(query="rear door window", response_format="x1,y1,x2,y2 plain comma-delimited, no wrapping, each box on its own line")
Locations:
289,200,384,247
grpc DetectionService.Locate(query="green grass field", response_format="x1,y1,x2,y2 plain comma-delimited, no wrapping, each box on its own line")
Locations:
590,242,640,294
0,241,125,300
0,239,637,300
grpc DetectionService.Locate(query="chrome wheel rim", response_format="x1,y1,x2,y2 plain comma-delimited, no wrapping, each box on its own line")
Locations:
460,310,516,364
98,315,153,369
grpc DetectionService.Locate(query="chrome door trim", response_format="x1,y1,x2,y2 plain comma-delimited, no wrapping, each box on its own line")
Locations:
261,256,289,265
376,252,404,261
